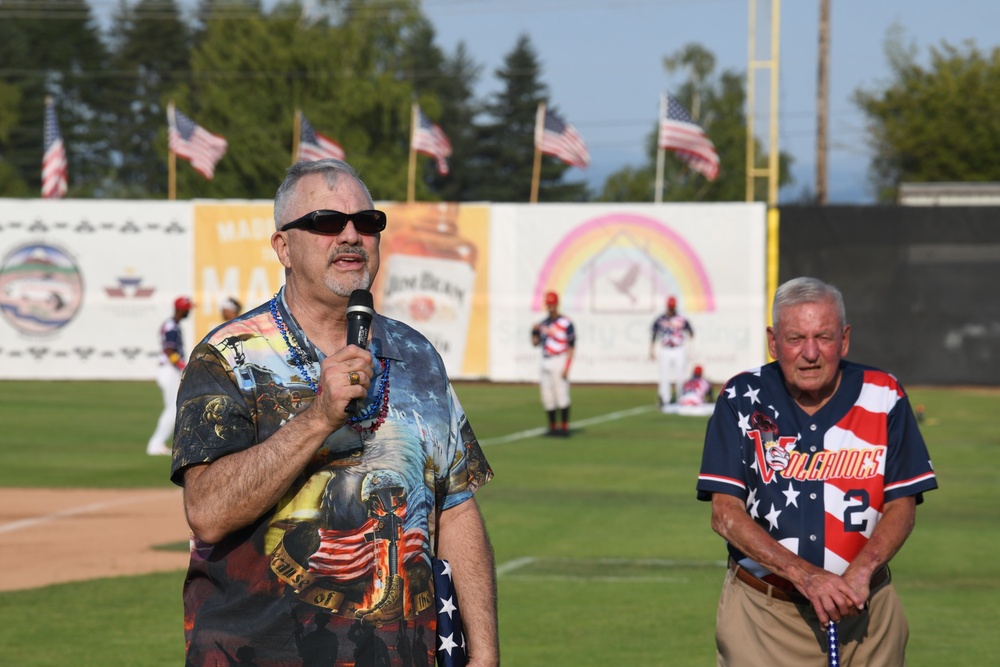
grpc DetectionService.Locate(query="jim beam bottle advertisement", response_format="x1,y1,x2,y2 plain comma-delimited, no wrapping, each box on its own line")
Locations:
378,203,477,375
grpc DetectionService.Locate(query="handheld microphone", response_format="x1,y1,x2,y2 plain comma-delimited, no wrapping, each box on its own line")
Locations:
346,289,375,415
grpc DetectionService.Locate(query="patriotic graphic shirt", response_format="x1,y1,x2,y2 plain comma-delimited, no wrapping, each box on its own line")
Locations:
652,313,693,348
534,314,575,357
696,360,937,575
170,289,492,667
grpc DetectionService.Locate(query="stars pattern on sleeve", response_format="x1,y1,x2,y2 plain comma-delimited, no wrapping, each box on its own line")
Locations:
737,411,751,437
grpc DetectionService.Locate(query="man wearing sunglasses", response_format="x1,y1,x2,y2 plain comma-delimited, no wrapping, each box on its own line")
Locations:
169,159,499,667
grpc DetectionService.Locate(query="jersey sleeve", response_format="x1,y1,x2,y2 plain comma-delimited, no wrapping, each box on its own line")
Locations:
883,383,938,503
696,379,750,502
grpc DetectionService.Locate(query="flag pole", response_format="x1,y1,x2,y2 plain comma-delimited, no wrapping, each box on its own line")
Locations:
291,109,301,165
167,101,176,201
530,102,545,204
654,93,666,203
407,103,417,203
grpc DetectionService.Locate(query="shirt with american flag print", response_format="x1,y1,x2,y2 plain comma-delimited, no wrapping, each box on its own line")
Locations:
696,360,937,575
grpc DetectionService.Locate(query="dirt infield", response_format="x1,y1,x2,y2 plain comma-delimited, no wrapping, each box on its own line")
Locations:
0,488,191,592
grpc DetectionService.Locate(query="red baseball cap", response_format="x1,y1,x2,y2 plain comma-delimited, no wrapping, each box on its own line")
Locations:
667,296,677,308
174,296,193,311
694,365,703,376
544,291,559,305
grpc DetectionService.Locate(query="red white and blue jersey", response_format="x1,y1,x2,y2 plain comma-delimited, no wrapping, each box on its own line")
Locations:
652,314,692,348
679,376,712,406
696,360,937,574
534,315,575,357
157,317,184,366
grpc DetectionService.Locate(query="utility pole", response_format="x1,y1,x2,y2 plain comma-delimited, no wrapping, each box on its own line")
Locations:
816,0,830,204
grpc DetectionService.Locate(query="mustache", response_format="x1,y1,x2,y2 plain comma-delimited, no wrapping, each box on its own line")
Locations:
329,244,370,263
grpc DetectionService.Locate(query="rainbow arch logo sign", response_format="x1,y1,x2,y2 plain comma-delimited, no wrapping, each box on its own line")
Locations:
532,213,714,313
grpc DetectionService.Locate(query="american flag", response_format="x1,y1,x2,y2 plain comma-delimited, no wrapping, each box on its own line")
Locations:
167,105,228,180
658,92,719,181
536,106,589,169
433,558,467,667
411,104,452,175
297,112,345,162
41,99,68,199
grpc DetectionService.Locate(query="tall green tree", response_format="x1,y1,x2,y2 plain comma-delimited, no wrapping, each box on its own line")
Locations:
105,0,192,198
0,0,109,196
469,34,588,203
598,43,790,203
171,0,424,200
855,30,1000,201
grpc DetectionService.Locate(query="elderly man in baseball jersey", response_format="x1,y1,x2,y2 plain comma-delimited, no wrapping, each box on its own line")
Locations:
696,276,937,666
650,295,694,410
531,291,575,436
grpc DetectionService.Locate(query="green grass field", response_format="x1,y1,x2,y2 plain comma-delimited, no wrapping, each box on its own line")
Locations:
1,380,998,665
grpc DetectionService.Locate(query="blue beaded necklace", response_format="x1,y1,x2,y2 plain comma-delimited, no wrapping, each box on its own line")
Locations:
269,293,390,433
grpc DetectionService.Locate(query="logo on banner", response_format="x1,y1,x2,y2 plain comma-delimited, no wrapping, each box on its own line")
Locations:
531,213,715,314
0,243,84,335
105,274,156,299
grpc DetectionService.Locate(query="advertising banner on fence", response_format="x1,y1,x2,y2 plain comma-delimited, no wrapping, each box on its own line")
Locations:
488,203,768,385
0,199,193,380
192,201,283,340
373,202,491,379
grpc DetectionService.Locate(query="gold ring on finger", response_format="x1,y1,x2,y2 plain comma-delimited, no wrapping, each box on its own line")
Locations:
349,371,361,385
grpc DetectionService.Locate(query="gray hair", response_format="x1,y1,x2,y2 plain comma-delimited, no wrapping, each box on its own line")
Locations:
273,159,374,230
772,277,847,330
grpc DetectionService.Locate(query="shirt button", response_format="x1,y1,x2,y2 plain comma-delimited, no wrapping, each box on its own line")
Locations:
810,493,817,500
810,424,817,431
809,535,817,541
810,446,817,452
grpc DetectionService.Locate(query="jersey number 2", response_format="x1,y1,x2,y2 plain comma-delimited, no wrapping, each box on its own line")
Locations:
843,489,871,532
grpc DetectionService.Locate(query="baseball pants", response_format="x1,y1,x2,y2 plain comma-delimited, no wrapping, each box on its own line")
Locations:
147,363,181,453
539,353,571,410
657,345,687,404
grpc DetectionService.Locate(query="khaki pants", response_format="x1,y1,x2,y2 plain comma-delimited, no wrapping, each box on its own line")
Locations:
716,567,908,667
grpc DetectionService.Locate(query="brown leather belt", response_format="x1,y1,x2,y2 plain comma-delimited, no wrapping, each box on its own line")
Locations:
729,558,889,604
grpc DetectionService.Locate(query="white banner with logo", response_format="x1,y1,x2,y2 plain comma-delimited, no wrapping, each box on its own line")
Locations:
488,203,768,385
1,200,767,384
0,199,193,380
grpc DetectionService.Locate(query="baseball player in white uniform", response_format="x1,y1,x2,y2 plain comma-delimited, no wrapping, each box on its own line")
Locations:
146,296,193,455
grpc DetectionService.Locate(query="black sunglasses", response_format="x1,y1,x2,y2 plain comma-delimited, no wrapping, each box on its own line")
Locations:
280,209,387,235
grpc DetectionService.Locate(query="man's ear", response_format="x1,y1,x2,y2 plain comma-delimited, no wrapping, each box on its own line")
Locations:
271,232,292,269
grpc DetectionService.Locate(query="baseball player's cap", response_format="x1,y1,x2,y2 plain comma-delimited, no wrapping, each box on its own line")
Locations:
544,291,559,305
667,295,677,308
694,365,703,376
174,296,194,311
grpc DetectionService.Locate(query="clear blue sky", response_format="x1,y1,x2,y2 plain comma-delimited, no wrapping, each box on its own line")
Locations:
418,0,1000,202
144,1,1000,202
